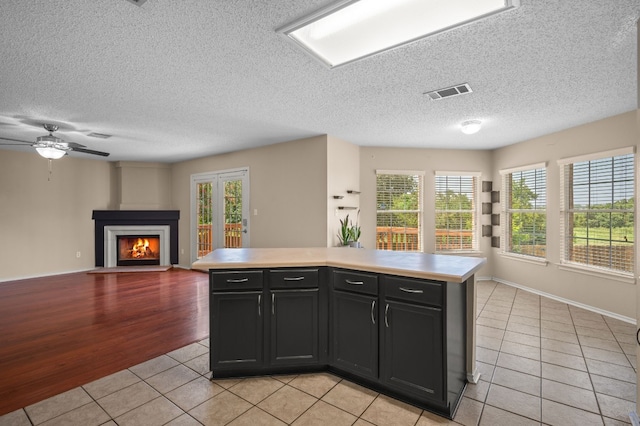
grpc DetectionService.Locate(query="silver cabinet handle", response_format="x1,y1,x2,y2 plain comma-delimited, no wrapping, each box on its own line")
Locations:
226,278,249,283
384,303,389,328
284,276,305,281
258,294,261,316
399,287,423,294
272,293,275,315
371,300,376,324
345,279,364,285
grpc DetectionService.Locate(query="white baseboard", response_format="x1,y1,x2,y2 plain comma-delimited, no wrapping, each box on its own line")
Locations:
467,368,481,384
490,276,636,325
0,268,95,284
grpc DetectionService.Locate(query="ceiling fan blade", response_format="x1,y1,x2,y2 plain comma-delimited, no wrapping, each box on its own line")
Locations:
0,136,32,144
66,141,87,149
70,146,110,157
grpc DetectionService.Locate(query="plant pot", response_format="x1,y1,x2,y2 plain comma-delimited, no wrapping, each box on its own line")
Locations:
348,241,362,248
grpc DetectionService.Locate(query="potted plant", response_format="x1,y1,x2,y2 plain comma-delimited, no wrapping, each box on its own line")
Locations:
337,214,352,246
349,210,361,248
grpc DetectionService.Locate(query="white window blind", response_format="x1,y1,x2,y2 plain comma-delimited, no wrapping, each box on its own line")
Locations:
559,149,634,275
434,173,478,252
500,165,547,258
376,171,423,252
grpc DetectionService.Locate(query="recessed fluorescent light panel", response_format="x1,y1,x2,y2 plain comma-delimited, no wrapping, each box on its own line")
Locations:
278,0,519,68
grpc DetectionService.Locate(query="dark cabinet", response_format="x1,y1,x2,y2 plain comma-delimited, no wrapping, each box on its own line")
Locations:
331,290,378,379
381,299,443,401
209,265,467,419
210,270,265,372
270,289,319,366
330,269,378,379
210,291,263,370
210,268,325,377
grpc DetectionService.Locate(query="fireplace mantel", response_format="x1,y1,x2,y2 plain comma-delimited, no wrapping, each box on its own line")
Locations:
92,210,179,267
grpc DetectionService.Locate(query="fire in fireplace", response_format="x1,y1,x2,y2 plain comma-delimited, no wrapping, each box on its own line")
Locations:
117,235,160,266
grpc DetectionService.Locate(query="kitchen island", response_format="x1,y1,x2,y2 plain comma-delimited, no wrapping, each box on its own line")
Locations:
192,247,486,419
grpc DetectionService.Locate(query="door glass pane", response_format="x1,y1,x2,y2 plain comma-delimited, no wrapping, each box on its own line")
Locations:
224,179,243,248
197,182,213,258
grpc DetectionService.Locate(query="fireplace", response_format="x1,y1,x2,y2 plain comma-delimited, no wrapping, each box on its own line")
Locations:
92,210,179,267
117,235,161,266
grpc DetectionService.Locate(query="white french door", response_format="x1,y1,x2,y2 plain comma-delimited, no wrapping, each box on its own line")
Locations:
191,168,249,261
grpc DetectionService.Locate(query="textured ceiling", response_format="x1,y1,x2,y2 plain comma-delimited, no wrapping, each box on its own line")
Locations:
0,0,638,162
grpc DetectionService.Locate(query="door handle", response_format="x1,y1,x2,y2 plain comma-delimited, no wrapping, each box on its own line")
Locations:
399,287,424,294
227,278,249,284
384,303,389,328
271,293,275,315
258,294,261,316
371,300,376,324
226,278,248,283
345,279,364,285
284,277,305,281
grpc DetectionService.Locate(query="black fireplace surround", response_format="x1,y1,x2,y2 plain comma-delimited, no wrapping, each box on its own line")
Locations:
92,210,180,267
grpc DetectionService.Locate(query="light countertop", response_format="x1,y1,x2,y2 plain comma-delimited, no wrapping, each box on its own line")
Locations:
192,247,486,283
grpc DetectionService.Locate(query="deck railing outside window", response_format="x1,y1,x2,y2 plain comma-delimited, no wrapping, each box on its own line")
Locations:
197,223,242,257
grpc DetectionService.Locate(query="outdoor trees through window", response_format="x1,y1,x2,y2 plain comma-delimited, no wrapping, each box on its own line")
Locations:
559,150,634,274
376,172,423,251
435,174,478,251
501,165,547,258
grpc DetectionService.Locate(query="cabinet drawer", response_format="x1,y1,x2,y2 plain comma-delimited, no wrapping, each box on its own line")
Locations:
384,276,442,307
211,270,263,291
270,269,318,289
333,270,378,296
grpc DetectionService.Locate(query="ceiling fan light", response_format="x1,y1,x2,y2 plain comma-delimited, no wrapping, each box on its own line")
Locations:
35,146,66,159
461,120,482,135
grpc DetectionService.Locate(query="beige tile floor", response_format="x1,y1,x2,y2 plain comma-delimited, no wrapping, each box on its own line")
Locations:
0,280,636,425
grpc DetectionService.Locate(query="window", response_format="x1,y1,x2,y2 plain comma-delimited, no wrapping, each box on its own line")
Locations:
376,171,423,251
435,173,479,252
558,148,634,275
500,163,547,258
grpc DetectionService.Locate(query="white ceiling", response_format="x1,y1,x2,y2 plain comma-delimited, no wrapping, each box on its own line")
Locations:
0,0,638,163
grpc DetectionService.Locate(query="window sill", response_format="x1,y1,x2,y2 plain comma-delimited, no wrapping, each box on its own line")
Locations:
557,262,636,284
499,252,549,266
436,250,483,257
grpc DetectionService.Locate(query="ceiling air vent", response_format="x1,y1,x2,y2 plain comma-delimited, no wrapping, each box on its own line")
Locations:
87,132,112,139
425,83,473,101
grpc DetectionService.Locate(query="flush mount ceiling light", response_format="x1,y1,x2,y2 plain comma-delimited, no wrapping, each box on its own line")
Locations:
461,120,482,135
278,0,519,68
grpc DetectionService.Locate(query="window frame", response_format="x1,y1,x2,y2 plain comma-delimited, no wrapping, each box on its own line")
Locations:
499,162,548,261
434,171,481,253
557,147,635,278
375,170,424,252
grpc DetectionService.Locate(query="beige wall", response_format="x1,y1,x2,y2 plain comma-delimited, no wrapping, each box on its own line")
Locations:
0,150,113,280
492,111,638,320
115,162,172,210
359,146,493,277
171,136,329,267
327,136,360,247
1,113,637,321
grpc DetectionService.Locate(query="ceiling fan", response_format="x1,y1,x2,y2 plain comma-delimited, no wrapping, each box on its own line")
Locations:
0,123,110,159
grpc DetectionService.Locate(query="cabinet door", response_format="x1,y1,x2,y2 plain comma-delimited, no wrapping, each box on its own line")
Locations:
331,290,378,379
211,291,263,370
270,289,319,366
381,300,443,402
